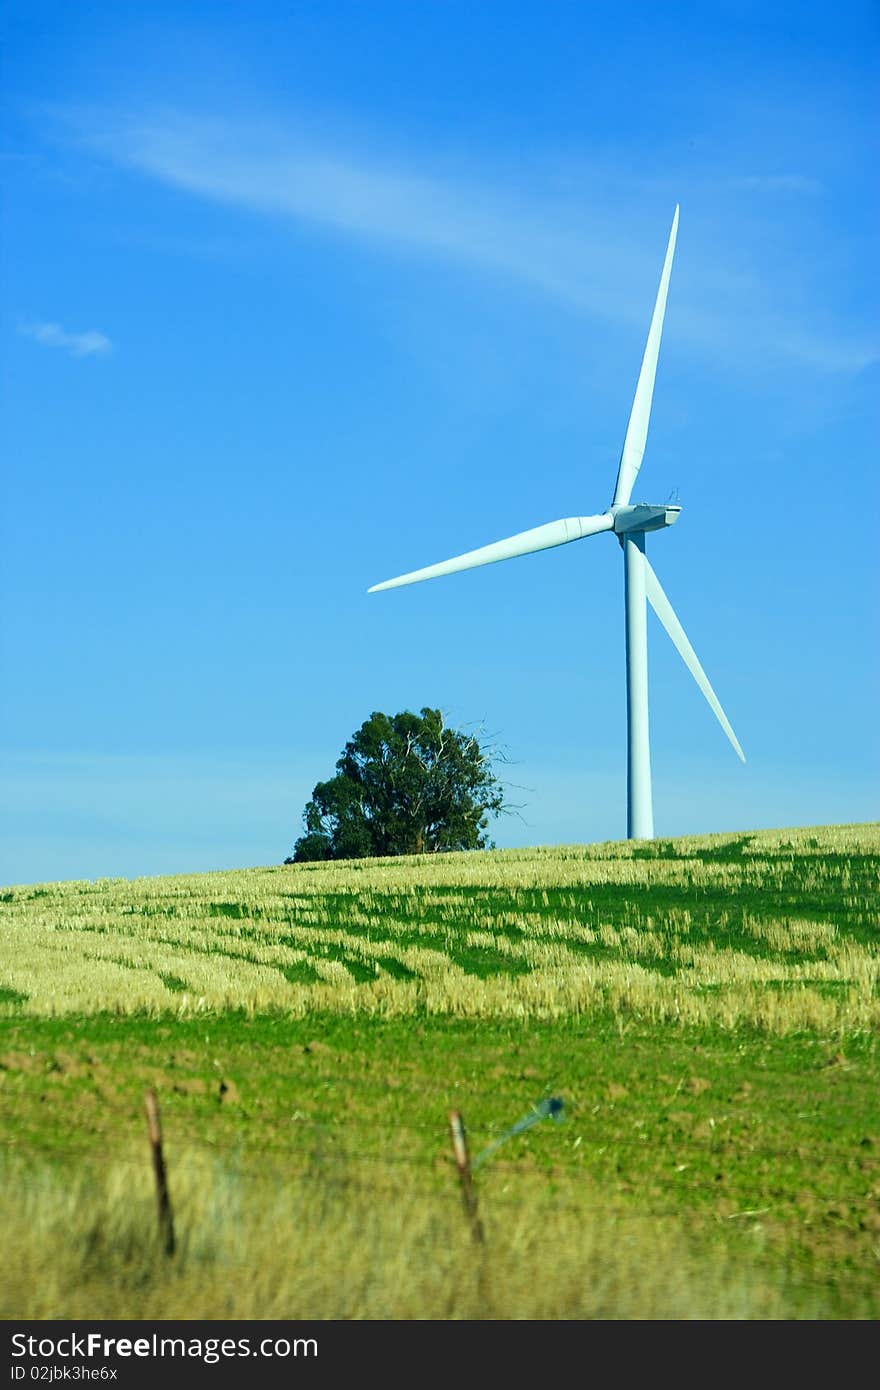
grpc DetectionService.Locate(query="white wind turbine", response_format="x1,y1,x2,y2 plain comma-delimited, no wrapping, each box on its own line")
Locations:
368,206,745,839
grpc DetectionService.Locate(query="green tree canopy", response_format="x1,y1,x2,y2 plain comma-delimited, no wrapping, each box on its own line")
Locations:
287,708,508,862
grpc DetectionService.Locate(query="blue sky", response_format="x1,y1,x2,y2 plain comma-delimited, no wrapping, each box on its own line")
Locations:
2,1,878,885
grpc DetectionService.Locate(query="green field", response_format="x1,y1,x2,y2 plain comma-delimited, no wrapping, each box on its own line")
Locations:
1,822,878,1319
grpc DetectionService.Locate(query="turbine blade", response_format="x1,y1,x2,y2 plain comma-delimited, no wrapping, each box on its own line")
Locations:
368,513,613,592
612,205,679,507
644,555,746,763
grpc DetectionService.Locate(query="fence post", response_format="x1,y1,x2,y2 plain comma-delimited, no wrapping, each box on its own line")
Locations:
448,1109,484,1245
144,1088,176,1257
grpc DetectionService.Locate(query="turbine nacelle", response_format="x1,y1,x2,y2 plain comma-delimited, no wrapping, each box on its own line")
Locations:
610,503,681,535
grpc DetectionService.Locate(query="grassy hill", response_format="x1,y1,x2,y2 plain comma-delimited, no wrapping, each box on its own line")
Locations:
2,821,877,1031
1,822,878,1319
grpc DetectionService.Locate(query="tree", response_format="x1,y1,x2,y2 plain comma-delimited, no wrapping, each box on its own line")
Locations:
286,708,509,862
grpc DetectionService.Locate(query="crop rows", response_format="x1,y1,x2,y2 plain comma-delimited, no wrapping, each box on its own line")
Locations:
2,822,877,1032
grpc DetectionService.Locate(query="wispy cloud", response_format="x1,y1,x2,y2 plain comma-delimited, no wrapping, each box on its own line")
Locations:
66,108,877,375
79,111,653,324
20,320,112,358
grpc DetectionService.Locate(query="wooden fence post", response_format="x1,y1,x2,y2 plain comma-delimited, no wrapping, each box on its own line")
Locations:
448,1109,484,1245
144,1088,176,1257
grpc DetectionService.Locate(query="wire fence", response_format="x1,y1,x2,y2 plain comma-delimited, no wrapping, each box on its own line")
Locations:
3,1117,876,1202
4,1133,875,1170
3,1103,876,1165
2,1151,874,1254
3,1082,875,1321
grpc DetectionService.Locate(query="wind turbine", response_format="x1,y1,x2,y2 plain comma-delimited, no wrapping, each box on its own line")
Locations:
368,206,745,840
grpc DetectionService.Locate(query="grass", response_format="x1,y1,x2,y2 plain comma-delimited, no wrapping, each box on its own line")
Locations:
1,1151,822,1321
0,821,878,1318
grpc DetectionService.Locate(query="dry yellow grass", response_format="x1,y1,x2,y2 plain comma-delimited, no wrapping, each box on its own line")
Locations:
1,822,877,1033
0,1151,842,1321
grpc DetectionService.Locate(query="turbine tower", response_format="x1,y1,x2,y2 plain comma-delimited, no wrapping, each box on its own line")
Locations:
368,206,745,839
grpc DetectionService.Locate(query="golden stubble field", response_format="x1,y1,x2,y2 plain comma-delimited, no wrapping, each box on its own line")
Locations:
1,821,878,1033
